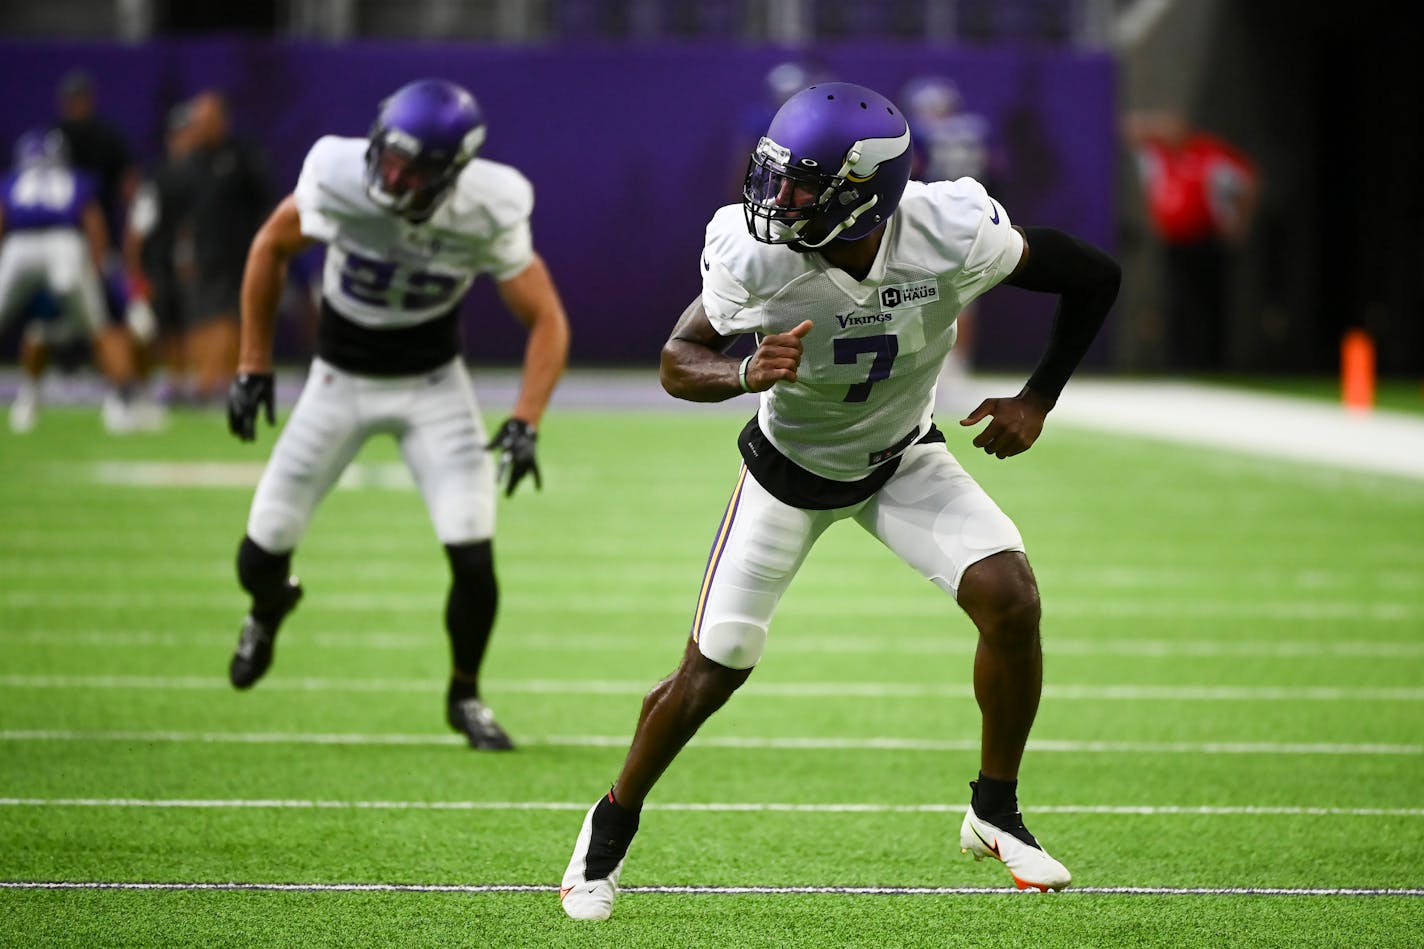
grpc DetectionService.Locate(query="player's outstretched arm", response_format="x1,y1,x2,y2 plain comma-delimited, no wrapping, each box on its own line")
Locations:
959,225,1120,459
660,296,812,402
495,253,570,429
229,195,315,441
237,195,312,376
489,253,571,496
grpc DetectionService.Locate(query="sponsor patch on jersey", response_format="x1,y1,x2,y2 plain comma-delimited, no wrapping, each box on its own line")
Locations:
879,279,939,309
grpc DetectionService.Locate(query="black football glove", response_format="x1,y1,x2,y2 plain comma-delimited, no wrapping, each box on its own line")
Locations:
227,372,276,442
486,417,541,497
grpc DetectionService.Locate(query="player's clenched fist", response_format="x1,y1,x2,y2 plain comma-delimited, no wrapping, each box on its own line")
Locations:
743,320,813,392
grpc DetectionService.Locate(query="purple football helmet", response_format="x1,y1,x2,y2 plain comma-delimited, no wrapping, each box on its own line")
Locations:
13,128,69,170
743,82,912,247
365,79,486,219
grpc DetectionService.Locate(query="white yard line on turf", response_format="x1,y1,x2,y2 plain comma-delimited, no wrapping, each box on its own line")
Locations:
5,630,1423,659
1,798,1421,817
0,730,1417,755
1029,379,1424,482
0,881,1420,898
2,589,1420,622
2,674,1421,701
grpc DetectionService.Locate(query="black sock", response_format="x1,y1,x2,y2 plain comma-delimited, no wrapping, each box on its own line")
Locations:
237,535,292,621
604,787,641,820
444,541,498,683
971,774,1041,847
447,678,478,703
971,772,1019,819
584,788,640,880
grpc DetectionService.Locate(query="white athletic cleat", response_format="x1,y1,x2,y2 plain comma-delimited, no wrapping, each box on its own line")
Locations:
102,392,136,434
8,389,38,433
560,879,617,921
127,396,168,432
960,805,1072,892
560,793,638,921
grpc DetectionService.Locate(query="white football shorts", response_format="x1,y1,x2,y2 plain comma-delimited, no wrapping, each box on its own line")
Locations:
246,356,495,552
692,441,1025,669
0,230,107,342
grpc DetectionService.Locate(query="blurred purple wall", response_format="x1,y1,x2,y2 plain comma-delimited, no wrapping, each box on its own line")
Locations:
0,39,1116,369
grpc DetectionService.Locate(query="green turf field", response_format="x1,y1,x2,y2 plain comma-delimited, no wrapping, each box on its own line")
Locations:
2,401,1422,947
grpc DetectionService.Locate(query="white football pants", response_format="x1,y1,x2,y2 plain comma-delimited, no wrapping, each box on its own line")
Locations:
0,230,106,342
246,357,495,552
692,442,1026,669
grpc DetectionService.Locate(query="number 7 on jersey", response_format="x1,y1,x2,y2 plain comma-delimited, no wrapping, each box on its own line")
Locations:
833,334,899,403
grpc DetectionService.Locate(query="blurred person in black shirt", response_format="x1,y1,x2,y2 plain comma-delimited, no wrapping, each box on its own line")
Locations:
174,90,272,401
125,102,200,402
55,70,140,252
125,92,270,404
54,68,145,348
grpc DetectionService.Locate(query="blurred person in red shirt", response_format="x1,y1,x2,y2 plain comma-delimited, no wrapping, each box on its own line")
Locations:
1124,110,1258,372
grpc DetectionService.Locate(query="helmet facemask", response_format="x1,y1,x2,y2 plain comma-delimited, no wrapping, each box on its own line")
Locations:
365,124,484,220
743,138,859,248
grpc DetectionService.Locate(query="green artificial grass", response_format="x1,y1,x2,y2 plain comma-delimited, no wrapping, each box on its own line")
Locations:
2,401,1422,947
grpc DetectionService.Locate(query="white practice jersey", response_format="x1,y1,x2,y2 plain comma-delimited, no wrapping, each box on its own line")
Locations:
701,177,1023,482
294,136,535,328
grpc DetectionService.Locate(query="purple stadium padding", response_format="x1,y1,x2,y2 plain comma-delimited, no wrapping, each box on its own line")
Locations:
0,39,1115,369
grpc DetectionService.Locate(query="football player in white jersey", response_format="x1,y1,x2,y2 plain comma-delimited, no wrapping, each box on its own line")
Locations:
562,82,1119,917
224,79,570,750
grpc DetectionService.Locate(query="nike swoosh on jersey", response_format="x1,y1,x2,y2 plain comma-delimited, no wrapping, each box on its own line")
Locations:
988,201,1001,224
702,254,711,271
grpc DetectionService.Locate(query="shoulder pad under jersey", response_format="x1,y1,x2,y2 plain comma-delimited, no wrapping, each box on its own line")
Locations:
441,157,534,234
293,136,370,237
702,204,810,302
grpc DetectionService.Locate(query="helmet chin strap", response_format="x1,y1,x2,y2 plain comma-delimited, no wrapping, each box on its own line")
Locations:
367,175,454,221
794,193,880,249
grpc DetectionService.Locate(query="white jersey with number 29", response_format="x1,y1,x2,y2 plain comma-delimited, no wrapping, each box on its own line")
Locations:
294,136,535,328
701,177,1023,482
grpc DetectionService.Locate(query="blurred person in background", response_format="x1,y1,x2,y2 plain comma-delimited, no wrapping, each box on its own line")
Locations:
1122,109,1258,372
224,79,570,751
173,90,272,402
54,70,143,337
54,69,139,253
902,75,1000,189
901,75,1002,385
560,81,1120,920
124,101,200,403
0,129,153,433
729,59,835,200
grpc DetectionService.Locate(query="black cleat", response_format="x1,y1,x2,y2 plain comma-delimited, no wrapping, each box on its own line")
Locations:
229,578,303,689
446,695,515,750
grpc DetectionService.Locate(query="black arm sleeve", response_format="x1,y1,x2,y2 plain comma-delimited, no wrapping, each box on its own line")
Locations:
1004,226,1121,402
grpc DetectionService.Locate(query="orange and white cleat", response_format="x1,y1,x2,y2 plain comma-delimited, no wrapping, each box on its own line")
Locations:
960,805,1072,892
